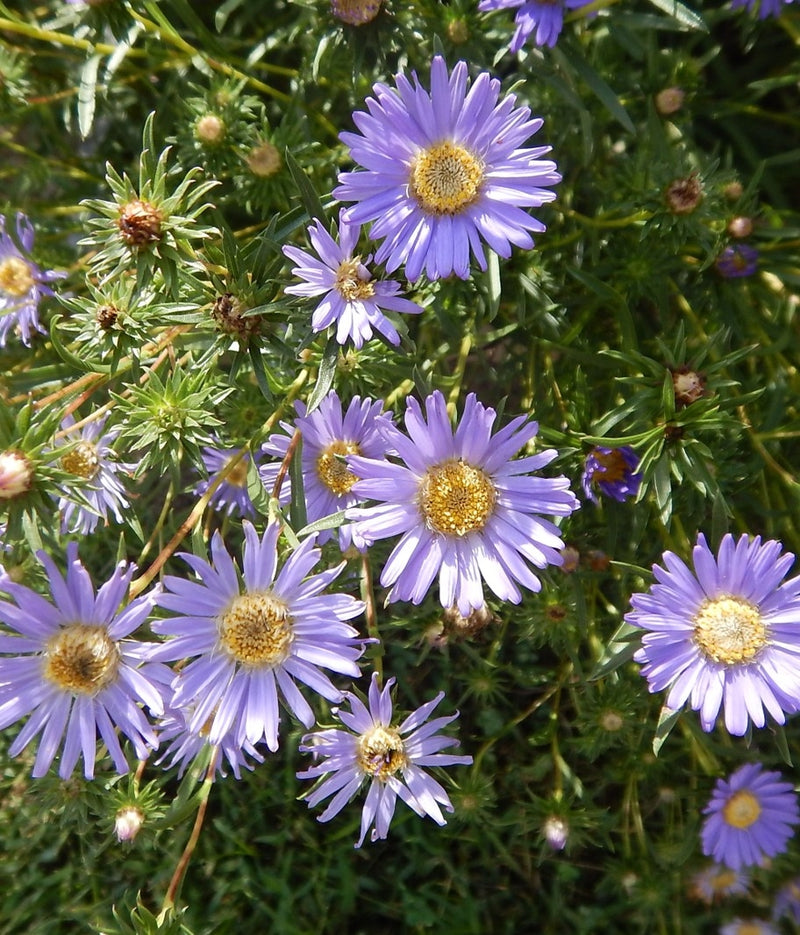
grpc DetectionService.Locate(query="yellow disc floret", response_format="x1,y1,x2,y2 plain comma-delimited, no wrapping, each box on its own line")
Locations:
316,440,362,496
722,789,761,829
418,459,496,536
334,259,376,302
692,596,767,665
409,141,484,216
44,624,121,695
218,591,293,667
357,724,408,780
0,256,35,298
62,441,101,480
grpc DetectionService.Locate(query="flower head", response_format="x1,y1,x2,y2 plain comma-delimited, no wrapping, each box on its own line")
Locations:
689,863,750,904
347,390,579,615
581,446,641,504
261,391,394,551
716,244,759,279
334,56,560,282
195,445,264,519
283,210,422,348
0,450,33,500
0,213,64,347
54,414,132,535
720,921,779,935
0,545,165,779
479,0,593,51
701,764,799,871
773,876,800,924
731,0,794,18
627,533,800,735
152,521,365,752
298,672,472,847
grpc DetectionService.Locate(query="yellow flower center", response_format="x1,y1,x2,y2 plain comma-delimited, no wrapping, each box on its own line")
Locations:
61,441,101,480
44,624,120,695
334,258,376,302
316,439,362,496
224,455,249,488
692,596,767,665
218,591,293,667
357,725,408,780
722,789,761,829
0,256,35,298
418,459,496,536
409,141,484,216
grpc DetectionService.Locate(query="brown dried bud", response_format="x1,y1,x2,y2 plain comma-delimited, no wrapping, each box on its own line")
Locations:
654,87,685,116
723,181,744,202
727,216,753,238
195,114,226,146
664,424,685,443
96,303,119,330
671,366,707,407
559,546,580,574
665,175,703,215
211,293,261,339
118,199,162,246
246,141,281,178
586,549,610,572
0,450,33,500
331,0,382,25
600,710,624,732
441,603,497,639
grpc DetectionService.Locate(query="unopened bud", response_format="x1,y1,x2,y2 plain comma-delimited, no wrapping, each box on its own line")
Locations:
246,141,282,178
655,87,685,116
0,450,33,500
114,805,145,843
447,18,470,44
195,114,226,146
727,215,753,238
543,816,569,851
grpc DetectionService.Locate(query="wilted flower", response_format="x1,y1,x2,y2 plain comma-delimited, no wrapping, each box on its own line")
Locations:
665,175,703,215
283,211,422,348
581,446,641,504
716,244,759,278
347,390,579,615
479,0,593,51
701,763,800,870
0,213,63,347
334,55,560,281
0,544,165,779
152,521,365,752
671,366,707,407
331,0,382,24
298,672,472,847
261,391,394,550
54,414,132,535
627,533,800,735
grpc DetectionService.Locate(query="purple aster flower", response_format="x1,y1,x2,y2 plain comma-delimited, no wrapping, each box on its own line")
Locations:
581,445,641,504
478,0,593,51
773,877,800,924
54,414,132,535
716,244,759,278
0,544,166,779
297,672,472,847
0,213,64,347
731,0,794,17
151,521,365,752
627,533,800,735
690,863,750,904
155,699,264,780
195,445,265,519
282,210,422,349
720,921,778,935
701,763,799,871
334,55,560,282
262,391,394,552
347,390,579,615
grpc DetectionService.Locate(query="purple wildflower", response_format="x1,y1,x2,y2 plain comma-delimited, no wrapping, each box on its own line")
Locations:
581,445,641,504
151,521,365,752
689,863,750,904
731,0,794,17
0,213,64,347
283,210,422,348
701,763,800,871
54,414,132,535
298,672,472,847
716,244,759,278
0,544,166,779
478,0,594,51
773,876,800,924
334,55,560,282
195,445,265,519
347,390,579,615
627,533,800,735
720,921,778,935
261,391,394,551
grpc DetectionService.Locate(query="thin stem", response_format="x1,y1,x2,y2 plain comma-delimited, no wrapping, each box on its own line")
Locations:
360,551,383,683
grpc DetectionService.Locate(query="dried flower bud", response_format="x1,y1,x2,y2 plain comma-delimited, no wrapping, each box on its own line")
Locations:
331,0,382,25
586,549,610,572
655,87,685,116
96,303,119,330
0,450,33,500
671,366,707,407
441,603,496,638
447,18,470,44
543,816,569,851
195,114,226,146
114,805,145,843
723,181,744,202
727,216,753,238
665,175,703,215
211,293,261,339
246,141,282,178
118,199,162,246
559,546,580,574
600,710,624,732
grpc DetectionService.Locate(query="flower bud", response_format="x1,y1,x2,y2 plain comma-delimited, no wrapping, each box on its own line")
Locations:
246,141,282,178
114,805,145,843
671,366,707,406
665,175,703,215
727,216,753,238
655,87,685,116
331,0,382,25
0,450,33,500
118,199,162,247
195,114,226,146
447,18,470,44
543,816,569,851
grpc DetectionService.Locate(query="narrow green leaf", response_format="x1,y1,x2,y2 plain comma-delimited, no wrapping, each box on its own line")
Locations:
652,704,682,756
645,0,707,31
557,46,635,134
78,53,101,140
284,148,326,225
306,335,338,415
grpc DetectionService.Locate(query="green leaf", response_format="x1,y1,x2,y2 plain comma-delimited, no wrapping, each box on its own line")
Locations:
284,148,326,225
645,0,707,31
306,335,338,415
556,46,635,134
78,53,101,140
296,510,348,539
652,704,682,756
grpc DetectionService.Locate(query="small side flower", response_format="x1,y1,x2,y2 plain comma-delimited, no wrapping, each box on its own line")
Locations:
581,445,641,504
